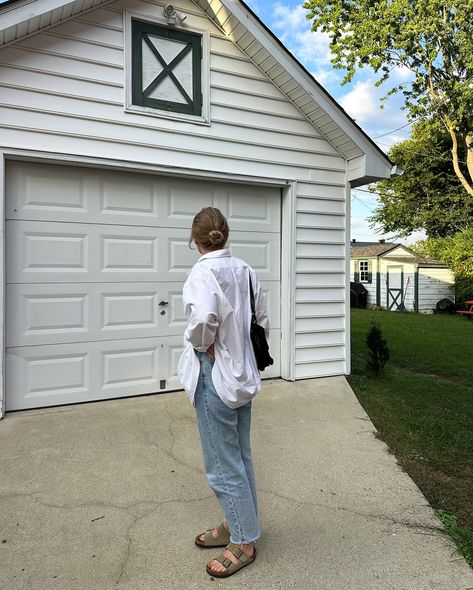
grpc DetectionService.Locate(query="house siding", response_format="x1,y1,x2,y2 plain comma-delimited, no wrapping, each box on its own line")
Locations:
0,0,350,384
418,267,455,313
295,181,346,378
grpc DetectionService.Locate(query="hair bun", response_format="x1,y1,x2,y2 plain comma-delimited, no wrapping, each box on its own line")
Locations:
208,230,224,244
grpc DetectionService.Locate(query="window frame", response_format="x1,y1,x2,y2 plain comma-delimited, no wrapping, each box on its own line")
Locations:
359,260,369,283
124,11,210,125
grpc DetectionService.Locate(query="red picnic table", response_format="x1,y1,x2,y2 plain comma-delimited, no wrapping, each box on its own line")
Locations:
456,300,473,318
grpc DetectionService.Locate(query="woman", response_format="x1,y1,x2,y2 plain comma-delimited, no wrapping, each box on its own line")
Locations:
177,207,269,578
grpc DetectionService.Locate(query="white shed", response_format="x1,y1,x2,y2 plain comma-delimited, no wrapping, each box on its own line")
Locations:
0,0,393,416
350,241,455,312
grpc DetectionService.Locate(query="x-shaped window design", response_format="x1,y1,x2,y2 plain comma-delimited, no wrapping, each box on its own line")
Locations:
131,20,202,117
142,34,193,105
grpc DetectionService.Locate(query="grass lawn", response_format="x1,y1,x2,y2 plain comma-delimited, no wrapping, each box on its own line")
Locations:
348,309,473,565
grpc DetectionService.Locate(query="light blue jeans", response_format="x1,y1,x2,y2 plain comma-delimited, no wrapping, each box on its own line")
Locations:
194,352,260,545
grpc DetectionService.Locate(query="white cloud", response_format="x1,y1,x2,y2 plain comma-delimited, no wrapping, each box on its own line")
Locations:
339,80,411,149
266,3,341,87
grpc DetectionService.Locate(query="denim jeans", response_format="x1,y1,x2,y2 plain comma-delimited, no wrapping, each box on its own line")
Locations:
194,352,260,545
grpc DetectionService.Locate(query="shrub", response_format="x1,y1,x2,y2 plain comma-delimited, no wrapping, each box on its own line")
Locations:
366,320,390,375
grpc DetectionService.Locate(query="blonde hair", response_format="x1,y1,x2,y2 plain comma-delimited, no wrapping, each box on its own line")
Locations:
189,207,229,250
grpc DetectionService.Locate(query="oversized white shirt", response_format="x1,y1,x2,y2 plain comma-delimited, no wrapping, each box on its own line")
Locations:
177,248,270,409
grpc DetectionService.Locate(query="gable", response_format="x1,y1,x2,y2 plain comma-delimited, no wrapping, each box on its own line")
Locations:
0,0,349,180
0,0,393,185
382,246,416,258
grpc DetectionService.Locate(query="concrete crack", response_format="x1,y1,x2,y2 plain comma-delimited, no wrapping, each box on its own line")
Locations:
258,487,443,534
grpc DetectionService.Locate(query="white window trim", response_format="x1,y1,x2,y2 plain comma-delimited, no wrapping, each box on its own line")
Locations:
359,259,369,283
124,9,210,126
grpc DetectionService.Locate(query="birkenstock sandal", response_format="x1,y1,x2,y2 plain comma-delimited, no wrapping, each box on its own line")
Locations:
195,522,231,548
206,542,256,578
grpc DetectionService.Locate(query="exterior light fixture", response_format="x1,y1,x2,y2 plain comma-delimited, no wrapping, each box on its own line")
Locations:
163,4,187,25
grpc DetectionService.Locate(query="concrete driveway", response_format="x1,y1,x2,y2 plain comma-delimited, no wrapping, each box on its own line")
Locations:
1,377,472,590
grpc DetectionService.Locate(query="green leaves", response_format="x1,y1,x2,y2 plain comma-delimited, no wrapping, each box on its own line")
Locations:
304,0,473,193
370,119,472,238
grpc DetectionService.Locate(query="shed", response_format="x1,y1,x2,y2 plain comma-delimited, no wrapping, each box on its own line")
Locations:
350,241,455,312
0,0,393,416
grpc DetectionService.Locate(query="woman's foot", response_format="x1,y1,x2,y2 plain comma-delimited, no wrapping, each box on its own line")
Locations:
198,521,230,544
207,542,255,576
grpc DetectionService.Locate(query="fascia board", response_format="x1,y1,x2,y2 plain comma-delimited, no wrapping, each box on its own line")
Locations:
0,0,77,29
220,0,391,169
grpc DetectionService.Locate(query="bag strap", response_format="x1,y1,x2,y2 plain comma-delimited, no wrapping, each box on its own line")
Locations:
249,275,257,323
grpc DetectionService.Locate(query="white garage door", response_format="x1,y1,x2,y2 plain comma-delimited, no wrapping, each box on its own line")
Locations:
5,162,281,411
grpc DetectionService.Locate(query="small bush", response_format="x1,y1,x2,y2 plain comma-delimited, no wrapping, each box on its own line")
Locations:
366,320,390,375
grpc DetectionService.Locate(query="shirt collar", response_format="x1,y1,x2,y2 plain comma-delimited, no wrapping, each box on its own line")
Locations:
198,248,232,262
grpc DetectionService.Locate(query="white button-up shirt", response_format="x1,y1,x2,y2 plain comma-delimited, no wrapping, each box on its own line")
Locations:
177,248,270,409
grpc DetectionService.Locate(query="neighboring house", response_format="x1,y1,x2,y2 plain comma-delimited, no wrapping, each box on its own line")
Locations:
0,0,394,416
350,240,455,312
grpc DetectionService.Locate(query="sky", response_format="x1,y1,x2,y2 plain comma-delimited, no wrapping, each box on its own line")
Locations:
245,0,425,245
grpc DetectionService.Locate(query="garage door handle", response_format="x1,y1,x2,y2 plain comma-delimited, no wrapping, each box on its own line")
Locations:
158,301,169,306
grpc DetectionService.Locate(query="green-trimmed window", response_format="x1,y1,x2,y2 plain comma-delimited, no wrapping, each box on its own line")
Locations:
131,20,202,117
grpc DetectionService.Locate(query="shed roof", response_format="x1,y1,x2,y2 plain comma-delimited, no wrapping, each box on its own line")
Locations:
351,243,398,257
0,0,394,186
382,256,447,267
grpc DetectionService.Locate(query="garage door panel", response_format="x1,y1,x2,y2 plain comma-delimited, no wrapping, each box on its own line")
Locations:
226,186,280,232
8,221,280,283
8,280,280,346
7,283,162,346
228,233,280,280
7,162,280,233
6,286,90,345
7,161,88,217
5,338,165,411
6,346,92,411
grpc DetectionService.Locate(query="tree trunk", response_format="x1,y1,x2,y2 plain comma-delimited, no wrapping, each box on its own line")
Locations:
445,122,473,197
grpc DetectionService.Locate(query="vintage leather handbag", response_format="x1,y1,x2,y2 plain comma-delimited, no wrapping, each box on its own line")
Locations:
249,277,274,372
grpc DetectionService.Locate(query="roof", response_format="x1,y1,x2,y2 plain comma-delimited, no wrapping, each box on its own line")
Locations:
351,243,398,257
0,0,394,186
351,242,447,266
382,256,447,267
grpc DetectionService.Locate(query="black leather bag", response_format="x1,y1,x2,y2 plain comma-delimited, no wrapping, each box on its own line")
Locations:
249,277,274,372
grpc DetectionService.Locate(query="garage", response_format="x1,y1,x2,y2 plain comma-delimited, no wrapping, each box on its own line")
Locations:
0,0,395,418
5,161,281,410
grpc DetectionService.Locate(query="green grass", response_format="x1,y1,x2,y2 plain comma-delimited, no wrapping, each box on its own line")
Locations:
348,309,473,565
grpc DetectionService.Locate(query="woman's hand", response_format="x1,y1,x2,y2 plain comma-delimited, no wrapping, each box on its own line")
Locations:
205,344,215,360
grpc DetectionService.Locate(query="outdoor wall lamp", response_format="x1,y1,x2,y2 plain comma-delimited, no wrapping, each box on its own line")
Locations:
163,4,187,25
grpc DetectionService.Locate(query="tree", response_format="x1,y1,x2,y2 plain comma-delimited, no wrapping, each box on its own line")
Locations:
366,320,390,375
303,0,473,196
369,119,473,238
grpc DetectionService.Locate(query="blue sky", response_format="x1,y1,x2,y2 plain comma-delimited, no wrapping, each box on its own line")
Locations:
245,0,424,244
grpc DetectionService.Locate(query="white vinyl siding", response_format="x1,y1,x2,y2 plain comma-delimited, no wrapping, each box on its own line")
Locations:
418,267,455,313
294,181,346,379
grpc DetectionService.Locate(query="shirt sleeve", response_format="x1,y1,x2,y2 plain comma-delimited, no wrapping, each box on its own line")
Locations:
252,271,270,338
183,276,220,352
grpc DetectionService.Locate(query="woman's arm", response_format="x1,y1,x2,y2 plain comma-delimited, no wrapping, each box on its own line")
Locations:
252,273,270,338
183,278,219,352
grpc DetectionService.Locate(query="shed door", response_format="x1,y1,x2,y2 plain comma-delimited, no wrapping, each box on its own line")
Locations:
386,266,403,310
5,162,281,411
